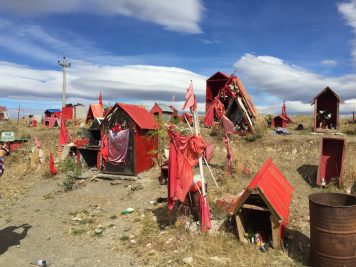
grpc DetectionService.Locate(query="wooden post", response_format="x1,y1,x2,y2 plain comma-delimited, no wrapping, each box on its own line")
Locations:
235,212,247,244
270,215,281,249
313,98,317,132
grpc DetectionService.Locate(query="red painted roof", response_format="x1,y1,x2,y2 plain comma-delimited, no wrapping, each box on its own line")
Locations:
233,76,258,118
116,103,158,130
233,158,294,224
89,104,104,118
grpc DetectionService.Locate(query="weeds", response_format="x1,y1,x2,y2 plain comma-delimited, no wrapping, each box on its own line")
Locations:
59,157,82,191
70,227,86,235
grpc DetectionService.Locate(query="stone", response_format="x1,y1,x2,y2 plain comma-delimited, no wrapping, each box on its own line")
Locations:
95,228,103,235
182,257,193,265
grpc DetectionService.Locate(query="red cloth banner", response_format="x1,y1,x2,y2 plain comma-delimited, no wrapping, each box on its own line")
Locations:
182,81,197,113
108,129,130,164
168,129,206,209
59,119,71,145
200,195,211,232
49,151,57,175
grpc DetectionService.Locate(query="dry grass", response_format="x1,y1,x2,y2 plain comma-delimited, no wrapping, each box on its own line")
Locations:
125,207,298,267
1,116,355,266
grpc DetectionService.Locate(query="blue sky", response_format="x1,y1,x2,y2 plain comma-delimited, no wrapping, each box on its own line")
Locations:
0,0,355,117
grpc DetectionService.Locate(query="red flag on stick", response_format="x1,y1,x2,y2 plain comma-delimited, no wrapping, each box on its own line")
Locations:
200,195,211,232
49,151,57,175
221,115,235,135
182,81,197,113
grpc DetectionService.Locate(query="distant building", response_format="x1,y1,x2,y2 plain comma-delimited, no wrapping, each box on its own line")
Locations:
62,103,87,121
44,109,61,127
86,93,104,124
150,102,178,121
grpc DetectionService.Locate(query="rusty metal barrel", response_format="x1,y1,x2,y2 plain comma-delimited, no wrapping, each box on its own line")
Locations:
309,192,356,267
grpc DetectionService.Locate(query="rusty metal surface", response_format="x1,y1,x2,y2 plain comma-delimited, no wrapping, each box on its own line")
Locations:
309,192,356,267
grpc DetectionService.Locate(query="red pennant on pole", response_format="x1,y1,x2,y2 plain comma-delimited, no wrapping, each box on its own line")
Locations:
200,195,211,232
182,81,197,113
49,151,57,175
59,119,70,145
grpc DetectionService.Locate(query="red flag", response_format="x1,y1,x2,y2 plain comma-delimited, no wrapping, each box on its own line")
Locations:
49,151,57,175
221,115,235,135
200,195,211,232
182,81,197,113
59,119,70,145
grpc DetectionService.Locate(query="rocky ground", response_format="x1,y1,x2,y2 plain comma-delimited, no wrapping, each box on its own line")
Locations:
0,120,355,266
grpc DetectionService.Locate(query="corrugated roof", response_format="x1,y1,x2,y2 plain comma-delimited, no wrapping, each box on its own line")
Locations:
45,109,61,113
116,103,158,130
156,103,174,113
232,158,294,224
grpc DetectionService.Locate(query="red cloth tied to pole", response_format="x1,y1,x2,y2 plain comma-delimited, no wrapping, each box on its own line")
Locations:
49,151,57,175
220,115,234,135
204,98,225,127
182,81,197,113
200,195,211,232
59,119,71,145
168,129,206,209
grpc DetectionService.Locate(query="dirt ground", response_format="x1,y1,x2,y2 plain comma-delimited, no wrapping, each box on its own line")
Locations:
0,119,355,267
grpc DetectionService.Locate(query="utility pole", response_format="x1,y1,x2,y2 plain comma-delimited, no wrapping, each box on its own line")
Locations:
17,105,20,125
58,56,71,107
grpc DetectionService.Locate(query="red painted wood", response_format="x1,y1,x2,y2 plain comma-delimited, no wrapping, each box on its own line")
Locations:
317,137,346,187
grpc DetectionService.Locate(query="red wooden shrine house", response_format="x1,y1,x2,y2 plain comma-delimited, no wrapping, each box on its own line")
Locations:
150,102,178,121
86,92,105,124
205,71,257,133
312,87,343,132
100,103,158,176
230,158,294,249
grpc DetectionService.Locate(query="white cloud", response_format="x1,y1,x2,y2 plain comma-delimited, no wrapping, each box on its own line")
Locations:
0,60,206,107
235,54,356,105
256,101,313,115
320,59,338,66
337,0,356,64
0,0,204,34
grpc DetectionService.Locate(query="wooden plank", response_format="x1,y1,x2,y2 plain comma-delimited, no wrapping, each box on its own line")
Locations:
270,215,281,249
93,173,138,181
242,204,269,212
235,213,248,244
237,96,254,130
